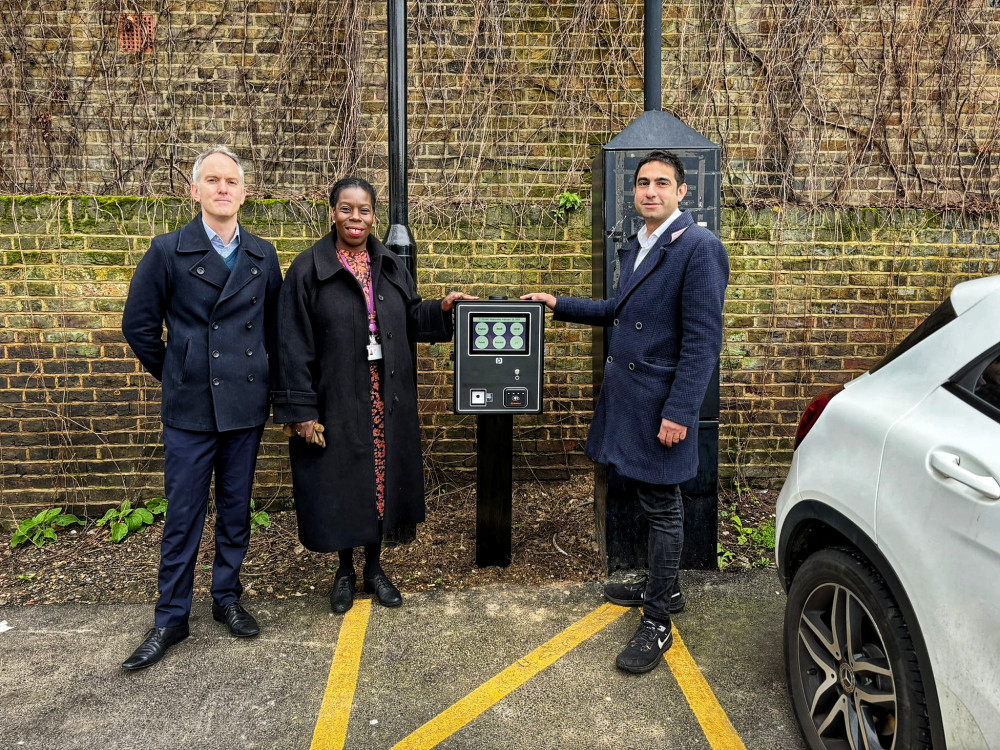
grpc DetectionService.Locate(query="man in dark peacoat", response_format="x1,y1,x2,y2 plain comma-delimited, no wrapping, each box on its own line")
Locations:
120,146,283,670
523,149,729,674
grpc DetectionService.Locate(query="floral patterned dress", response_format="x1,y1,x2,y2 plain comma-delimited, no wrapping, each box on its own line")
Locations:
338,248,386,519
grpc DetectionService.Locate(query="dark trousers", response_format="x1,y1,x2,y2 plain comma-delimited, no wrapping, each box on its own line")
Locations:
155,424,265,628
635,481,684,625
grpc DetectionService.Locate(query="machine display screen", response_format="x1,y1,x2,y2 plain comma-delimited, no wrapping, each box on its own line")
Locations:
469,314,529,354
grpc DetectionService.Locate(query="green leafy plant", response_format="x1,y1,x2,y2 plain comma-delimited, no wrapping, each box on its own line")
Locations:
250,500,270,535
145,497,168,517
10,508,84,549
717,543,735,570
17,573,36,582
729,515,776,567
731,514,751,545
97,498,167,543
754,519,776,550
554,191,582,222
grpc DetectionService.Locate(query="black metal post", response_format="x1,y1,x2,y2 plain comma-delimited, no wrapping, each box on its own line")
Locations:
383,0,417,545
384,0,417,276
643,0,662,112
476,414,513,567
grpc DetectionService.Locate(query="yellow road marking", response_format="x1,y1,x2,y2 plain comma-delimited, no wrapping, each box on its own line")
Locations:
391,602,629,750
310,599,373,750
664,624,748,750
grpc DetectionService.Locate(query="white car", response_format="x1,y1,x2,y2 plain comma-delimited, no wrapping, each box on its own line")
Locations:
776,275,1000,750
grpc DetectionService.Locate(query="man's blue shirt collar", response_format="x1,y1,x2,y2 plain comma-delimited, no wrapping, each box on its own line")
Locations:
202,216,240,259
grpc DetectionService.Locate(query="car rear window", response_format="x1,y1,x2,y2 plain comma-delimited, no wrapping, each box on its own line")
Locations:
869,297,957,374
945,345,1000,423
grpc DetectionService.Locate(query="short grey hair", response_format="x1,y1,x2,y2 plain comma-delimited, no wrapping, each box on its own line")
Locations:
192,146,245,185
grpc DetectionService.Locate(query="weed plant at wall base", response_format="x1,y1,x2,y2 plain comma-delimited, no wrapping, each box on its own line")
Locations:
9,508,84,549
717,544,736,570
96,497,167,543
250,501,270,534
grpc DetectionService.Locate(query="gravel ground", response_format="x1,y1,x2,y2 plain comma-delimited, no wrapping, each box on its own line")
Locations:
0,474,777,607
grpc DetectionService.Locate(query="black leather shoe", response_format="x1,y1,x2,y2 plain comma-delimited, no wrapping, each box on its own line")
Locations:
363,572,402,608
122,624,189,671
330,573,357,614
212,600,260,638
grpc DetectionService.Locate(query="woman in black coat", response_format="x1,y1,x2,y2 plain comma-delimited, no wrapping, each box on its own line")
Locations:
271,177,473,613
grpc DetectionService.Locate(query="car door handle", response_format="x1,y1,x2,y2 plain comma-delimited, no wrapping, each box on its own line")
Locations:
929,451,1000,500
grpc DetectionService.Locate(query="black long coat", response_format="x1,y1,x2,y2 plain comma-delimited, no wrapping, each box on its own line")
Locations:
122,215,283,432
271,233,452,552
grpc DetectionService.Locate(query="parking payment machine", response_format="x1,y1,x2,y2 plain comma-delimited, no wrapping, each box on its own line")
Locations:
453,299,545,567
454,300,545,414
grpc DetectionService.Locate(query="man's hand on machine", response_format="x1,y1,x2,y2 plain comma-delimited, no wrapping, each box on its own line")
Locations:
520,292,556,310
283,420,326,448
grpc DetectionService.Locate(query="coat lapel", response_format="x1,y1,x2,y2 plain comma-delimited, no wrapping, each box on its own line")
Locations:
218,228,266,303
313,233,346,281
615,212,695,311
177,216,230,291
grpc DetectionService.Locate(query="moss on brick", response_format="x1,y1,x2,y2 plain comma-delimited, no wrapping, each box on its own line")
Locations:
84,237,131,253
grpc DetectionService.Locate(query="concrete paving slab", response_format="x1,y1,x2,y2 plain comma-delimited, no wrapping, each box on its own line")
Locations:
0,570,804,750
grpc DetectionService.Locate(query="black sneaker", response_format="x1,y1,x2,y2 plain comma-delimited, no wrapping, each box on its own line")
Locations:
615,616,673,673
603,573,646,606
603,574,686,613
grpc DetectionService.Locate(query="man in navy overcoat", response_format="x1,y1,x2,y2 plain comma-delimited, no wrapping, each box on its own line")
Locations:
120,146,283,670
524,150,729,673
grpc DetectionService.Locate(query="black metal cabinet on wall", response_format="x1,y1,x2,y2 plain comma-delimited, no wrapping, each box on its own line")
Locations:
591,110,722,571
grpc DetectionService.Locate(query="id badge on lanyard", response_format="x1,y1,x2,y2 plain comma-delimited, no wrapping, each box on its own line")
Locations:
338,247,383,362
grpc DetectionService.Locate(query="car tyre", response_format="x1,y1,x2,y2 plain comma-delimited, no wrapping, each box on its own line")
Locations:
784,547,932,750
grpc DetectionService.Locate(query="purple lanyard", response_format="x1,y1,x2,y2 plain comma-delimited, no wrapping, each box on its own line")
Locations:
338,249,378,335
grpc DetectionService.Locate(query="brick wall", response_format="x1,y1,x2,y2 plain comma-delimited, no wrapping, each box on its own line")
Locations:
0,196,599,513
4,1,998,206
2,196,997,513
2,0,1000,513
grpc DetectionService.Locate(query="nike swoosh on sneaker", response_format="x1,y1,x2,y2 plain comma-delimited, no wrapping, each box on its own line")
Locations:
657,635,669,649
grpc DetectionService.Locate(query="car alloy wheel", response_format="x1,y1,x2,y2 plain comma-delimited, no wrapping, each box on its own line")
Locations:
784,548,931,750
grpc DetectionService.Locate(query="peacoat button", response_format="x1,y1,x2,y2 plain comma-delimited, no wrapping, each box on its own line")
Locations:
211,322,219,330
636,321,643,330
387,332,393,339
212,378,220,386
196,267,205,275
613,319,619,326
212,350,220,358
391,369,395,376
251,296,257,304
246,348,253,356
606,356,613,363
628,362,635,370
378,294,384,301
251,267,259,275
247,374,254,382
245,321,253,330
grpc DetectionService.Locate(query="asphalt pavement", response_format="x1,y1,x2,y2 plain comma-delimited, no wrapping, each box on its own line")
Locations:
0,568,804,750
